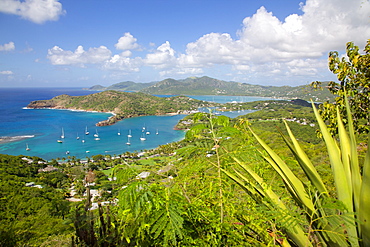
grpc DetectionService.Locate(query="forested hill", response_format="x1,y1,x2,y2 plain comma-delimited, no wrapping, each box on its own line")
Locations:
140,76,333,101
87,81,156,91
88,76,334,102
27,91,214,126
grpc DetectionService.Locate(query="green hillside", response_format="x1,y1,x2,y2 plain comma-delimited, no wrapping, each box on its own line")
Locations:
140,76,334,101
86,81,156,91
27,91,215,126
91,76,334,101
85,76,334,101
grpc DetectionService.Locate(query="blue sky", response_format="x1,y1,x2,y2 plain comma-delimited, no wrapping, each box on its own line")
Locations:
0,0,369,87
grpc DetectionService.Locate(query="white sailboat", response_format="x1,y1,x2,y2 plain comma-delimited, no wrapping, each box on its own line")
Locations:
140,133,146,141
156,129,159,135
127,129,132,138
76,132,80,140
94,129,100,140
61,128,65,139
126,136,131,145
26,143,30,151
94,129,99,137
85,126,89,135
117,129,121,136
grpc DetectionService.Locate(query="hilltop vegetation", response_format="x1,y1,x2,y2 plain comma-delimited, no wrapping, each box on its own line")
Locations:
0,155,72,246
87,76,334,102
4,103,367,246
87,81,156,91
7,40,369,246
27,91,216,126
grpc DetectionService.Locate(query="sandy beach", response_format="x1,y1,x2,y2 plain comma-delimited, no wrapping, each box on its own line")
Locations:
0,135,35,144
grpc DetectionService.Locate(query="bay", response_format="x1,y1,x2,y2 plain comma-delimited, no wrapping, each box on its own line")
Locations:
0,88,273,160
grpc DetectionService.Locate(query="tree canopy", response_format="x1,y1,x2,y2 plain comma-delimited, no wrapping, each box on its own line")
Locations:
312,40,370,134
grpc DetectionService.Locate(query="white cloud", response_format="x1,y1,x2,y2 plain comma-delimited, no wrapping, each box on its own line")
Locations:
0,70,14,75
44,0,370,84
103,52,142,72
0,41,15,51
0,0,65,24
144,41,177,69
180,33,244,66
171,0,370,84
47,45,112,66
115,33,140,50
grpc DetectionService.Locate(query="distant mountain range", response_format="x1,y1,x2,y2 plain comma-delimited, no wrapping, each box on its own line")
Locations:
85,76,334,102
87,81,156,91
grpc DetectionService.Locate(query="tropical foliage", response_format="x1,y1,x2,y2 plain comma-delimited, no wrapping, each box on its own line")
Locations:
138,76,334,101
223,96,370,246
3,40,369,246
312,40,370,134
27,91,215,126
0,155,73,246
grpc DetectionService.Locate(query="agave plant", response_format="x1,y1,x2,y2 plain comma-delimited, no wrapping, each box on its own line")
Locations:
223,95,370,246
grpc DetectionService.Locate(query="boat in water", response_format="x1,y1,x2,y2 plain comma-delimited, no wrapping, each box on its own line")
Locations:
140,133,146,141
94,129,99,138
61,128,65,139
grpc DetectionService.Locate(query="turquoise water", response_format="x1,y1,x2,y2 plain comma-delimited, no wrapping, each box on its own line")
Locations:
0,88,273,160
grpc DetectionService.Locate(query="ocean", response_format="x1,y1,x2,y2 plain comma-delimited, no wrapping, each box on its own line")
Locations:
0,88,272,160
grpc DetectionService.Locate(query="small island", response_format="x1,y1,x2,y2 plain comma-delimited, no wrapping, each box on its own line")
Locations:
27,91,218,126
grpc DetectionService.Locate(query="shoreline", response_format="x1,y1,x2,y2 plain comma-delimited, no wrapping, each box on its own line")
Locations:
25,106,197,127
24,106,115,115
0,135,35,144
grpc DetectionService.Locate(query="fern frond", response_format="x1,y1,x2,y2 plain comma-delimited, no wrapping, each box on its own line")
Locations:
150,188,184,246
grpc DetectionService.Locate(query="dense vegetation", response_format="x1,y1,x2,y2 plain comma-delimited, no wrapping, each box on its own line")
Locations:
0,155,72,246
312,40,370,134
2,97,369,246
88,76,334,102
3,40,369,246
87,81,156,92
27,91,216,126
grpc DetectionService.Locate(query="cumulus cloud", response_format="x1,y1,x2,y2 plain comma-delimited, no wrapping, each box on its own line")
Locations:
103,52,142,72
144,41,177,69
47,45,112,66
0,41,15,51
0,70,14,75
45,0,370,84
0,0,65,24
115,33,140,50
170,0,370,83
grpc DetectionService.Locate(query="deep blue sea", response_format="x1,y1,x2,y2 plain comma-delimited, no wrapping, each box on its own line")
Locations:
0,88,272,160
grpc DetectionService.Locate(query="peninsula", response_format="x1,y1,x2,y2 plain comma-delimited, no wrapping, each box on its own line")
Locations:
26,91,216,126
